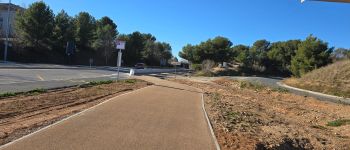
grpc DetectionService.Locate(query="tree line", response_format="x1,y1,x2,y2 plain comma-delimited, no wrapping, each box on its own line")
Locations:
179,35,349,77
4,1,172,66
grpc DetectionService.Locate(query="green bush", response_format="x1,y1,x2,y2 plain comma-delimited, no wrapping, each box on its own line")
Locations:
80,80,114,88
123,79,137,84
191,64,202,71
327,119,350,127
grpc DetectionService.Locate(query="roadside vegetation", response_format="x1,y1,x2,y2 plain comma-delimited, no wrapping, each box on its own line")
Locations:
0,88,47,99
169,78,350,150
4,1,174,66
0,79,138,99
179,35,350,98
79,80,115,88
327,119,350,127
284,60,350,98
179,35,345,77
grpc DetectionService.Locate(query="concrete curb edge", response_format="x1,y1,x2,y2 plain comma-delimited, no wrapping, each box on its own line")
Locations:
201,92,221,150
277,82,350,104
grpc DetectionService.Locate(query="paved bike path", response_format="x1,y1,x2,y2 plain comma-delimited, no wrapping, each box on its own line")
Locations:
1,77,216,150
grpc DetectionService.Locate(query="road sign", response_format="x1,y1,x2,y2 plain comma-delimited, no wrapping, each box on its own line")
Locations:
171,62,181,66
116,40,126,50
116,40,126,81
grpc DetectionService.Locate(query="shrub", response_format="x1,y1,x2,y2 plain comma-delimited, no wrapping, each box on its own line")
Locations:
191,64,202,71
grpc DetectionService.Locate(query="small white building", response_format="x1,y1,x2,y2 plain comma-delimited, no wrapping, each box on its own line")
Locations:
0,3,24,39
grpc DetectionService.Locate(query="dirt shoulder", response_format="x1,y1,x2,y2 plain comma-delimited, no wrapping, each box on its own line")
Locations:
168,78,350,150
0,79,151,146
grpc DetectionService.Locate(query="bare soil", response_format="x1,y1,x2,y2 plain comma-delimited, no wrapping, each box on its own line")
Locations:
0,80,151,146
169,78,350,150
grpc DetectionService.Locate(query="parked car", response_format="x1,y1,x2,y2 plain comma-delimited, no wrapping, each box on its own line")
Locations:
135,63,146,69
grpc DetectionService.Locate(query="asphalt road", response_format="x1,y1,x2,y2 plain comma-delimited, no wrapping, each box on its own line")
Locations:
0,66,129,93
0,77,217,150
0,63,185,94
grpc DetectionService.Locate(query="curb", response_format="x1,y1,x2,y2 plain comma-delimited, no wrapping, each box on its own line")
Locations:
201,92,221,150
277,82,350,104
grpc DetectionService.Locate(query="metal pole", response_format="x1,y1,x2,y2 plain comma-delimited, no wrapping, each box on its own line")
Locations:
117,49,121,81
174,65,177,78
3,0,11,63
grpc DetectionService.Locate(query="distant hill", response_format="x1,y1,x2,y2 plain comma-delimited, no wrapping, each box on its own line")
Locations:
284,60,350,98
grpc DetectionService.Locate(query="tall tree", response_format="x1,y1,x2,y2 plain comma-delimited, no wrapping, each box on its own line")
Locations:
121,32,145,65
268,40,301,73
74,12,96,52
94,17,118,65
233,44,251,66
210,36,234,63
249,39,271,69
97,16,118,37
179,36,233,64
291,35,333,77
15,1,55,50
94,25,116,65
142,41,172,66
53,10,75,55
179,44,199,63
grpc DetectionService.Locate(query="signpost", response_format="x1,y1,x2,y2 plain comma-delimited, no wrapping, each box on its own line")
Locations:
116,40,126,81
171,62,181,78
3,0,11,63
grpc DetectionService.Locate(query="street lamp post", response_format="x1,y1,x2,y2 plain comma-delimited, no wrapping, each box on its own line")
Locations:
3,0,11,63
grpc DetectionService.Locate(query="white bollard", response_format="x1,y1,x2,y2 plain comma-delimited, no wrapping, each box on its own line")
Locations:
129,69,135,77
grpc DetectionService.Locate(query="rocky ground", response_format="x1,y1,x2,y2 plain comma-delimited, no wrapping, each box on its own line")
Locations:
169,78,350,150
0,79,151,145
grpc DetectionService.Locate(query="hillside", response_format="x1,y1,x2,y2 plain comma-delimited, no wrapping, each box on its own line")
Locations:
284,60,350,98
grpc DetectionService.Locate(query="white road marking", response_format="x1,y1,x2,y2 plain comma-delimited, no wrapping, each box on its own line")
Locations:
36,75,45,81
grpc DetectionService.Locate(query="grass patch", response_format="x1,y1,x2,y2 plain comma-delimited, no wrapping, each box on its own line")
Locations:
212,92,221,101
284,60,350,98
80,80,115,88
0,92,17,99
327,119,350,127
195,71,215,77
239,81,265,91
27,88,47,95
311,125,327,130
0,88,48,99
271,87,289,93
225,111,238,119
122,79,137,84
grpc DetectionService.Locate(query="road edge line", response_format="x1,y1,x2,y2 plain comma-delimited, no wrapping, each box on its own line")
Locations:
277,82,350,103
201,91,221,150
0,85,154,149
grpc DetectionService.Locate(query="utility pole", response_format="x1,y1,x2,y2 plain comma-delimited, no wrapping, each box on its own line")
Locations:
3,0,11,63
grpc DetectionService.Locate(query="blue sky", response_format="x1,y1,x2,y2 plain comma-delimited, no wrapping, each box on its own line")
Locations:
10,0,350,58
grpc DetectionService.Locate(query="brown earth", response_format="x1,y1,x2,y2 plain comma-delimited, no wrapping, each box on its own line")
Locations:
168,78,350,150
0,80,151,146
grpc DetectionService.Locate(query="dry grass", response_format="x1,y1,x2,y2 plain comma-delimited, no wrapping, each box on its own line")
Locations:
284,60,350,98
169,78,350,150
